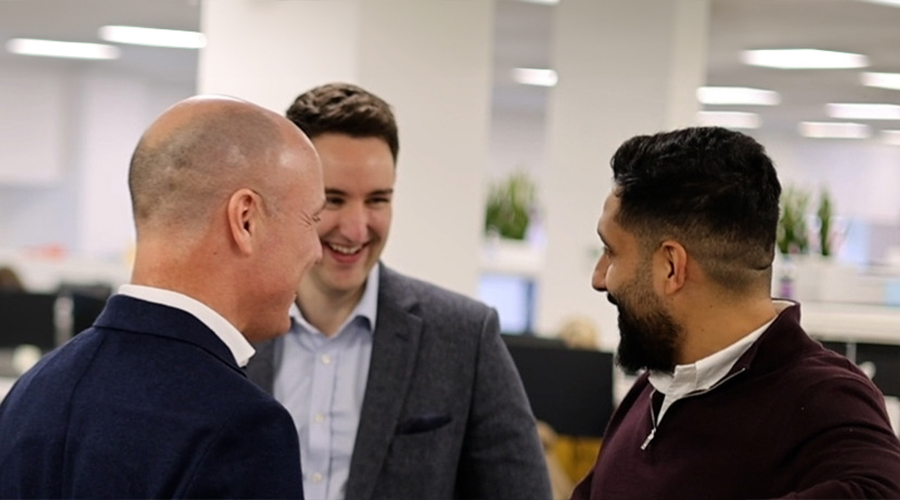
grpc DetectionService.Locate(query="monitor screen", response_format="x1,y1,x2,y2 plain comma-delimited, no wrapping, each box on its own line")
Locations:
0,291,58,352
502,334,613,437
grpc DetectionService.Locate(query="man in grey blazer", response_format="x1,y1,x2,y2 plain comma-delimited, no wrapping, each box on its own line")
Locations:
246,83,551,500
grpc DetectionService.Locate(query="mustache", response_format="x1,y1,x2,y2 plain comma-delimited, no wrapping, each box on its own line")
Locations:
606,293,619,307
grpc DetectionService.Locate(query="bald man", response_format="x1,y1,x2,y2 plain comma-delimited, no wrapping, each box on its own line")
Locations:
0,96,324,499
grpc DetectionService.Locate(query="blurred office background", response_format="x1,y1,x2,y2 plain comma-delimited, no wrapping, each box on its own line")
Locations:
2,0,898,339
2,1,900,484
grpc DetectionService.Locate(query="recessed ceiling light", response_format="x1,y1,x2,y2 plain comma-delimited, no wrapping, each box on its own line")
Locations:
826,103,900,120
696,111,761,129
98,25,206,49
517,0,559,4
696,86,780,106
6,38,120,60
861,72,900,91
799,122,871,139
741,49,868,69
511,68,558,87
882,130,900,145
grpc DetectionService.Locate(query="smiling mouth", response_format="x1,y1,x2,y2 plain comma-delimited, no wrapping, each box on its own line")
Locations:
327,242,364,255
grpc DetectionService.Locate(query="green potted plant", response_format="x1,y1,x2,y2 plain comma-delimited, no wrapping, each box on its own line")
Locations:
777,186,810,255
816,188,834,258
484,171,536,241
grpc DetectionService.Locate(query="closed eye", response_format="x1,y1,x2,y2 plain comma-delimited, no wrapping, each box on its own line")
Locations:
367,196,391,206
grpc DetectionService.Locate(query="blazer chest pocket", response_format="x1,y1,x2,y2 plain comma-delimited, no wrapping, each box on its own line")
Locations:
386,412,457,483
395,412,453,435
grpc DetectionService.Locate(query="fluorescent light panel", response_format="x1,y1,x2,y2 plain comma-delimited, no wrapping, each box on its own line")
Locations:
858,0,900,7
697,86,780,105
799,122,871,139
512,68,557,87
6,38,120,59
99,25,206,49
696,111,761,129
826,103,900,120
882,130,900,145
861,72,900,91
741,49,868,69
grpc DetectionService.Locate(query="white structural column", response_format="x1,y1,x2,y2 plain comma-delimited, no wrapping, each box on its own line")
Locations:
536,0,710,347
199,0,494,297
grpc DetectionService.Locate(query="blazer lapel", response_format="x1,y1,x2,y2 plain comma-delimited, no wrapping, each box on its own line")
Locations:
345,267,423,500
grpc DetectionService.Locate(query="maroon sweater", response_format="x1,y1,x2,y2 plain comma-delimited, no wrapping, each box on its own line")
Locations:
572,304,900,499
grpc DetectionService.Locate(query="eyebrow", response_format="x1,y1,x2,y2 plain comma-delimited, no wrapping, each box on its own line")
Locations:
597,228,613,251
324,188,394,197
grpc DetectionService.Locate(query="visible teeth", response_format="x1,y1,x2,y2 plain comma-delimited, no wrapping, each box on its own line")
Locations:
329,243,362,255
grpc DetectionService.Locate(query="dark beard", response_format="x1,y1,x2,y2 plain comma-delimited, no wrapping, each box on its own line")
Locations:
609,282,682,374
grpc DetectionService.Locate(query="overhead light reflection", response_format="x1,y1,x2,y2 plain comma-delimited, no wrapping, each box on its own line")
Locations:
6,38,120,59
696,111,761,129
98,25,206,49
861,72,900,91
826,103,900,120
697,87,780,106
741,49,868,69
799,122,871,139
512,68,558,87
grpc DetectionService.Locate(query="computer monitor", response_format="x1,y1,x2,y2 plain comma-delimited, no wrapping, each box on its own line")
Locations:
69,293,108,336
502,334,614,437
0,291,58,352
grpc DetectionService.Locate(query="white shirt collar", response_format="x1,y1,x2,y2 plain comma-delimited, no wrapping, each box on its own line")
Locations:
117,284,256,367
291,264,380,335
648,300,791,421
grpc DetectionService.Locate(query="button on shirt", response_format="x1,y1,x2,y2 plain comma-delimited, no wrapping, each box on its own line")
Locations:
118,284,255,367
274,265,379,500
648,300,789,424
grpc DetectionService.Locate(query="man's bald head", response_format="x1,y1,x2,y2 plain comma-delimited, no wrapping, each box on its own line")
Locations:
129,96,300,234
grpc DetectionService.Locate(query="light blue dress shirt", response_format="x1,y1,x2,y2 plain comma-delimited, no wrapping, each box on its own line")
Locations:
274,265,379,500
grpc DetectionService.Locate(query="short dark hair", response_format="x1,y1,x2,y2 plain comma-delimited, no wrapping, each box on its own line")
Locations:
285,82,399,162
610,126,782,292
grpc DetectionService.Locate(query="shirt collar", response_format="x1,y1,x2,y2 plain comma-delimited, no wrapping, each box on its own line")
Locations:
117,284,256,367
649,300,791,397
291,263,380,336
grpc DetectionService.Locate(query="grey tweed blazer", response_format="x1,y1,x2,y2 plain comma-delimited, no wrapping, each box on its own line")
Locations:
247,265,551,500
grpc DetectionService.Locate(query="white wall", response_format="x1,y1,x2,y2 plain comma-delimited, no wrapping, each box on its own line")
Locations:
0,58,194,261
762,133,900,223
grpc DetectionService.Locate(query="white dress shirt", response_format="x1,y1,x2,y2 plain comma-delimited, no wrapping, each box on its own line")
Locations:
117,284,255,367
274,265,379,500
648,300,790,424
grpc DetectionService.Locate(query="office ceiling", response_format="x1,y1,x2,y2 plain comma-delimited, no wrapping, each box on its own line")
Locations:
1,0,899,138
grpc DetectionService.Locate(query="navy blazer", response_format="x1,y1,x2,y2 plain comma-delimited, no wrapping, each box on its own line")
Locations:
0,295,303,499
248,265,551,500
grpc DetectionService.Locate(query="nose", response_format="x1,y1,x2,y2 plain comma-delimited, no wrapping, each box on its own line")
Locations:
339,201,368,243
592,253,609,292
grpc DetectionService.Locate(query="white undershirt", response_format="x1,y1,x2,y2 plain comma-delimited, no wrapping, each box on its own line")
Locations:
647,300,791,423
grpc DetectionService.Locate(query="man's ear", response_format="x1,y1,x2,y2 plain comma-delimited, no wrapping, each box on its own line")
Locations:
227,188,260,255
657,240,688,295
